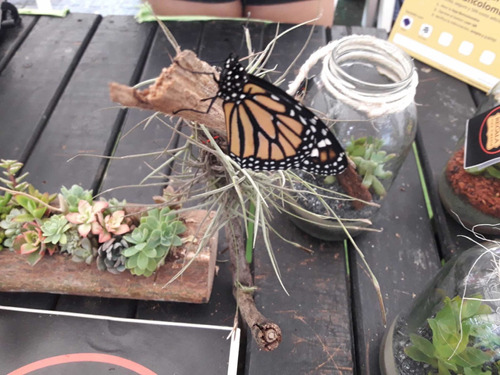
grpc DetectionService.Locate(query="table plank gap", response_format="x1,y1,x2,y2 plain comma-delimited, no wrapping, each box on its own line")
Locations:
0,15,38,74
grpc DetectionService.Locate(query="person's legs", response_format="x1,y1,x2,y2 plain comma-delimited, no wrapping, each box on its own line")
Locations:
245,0,335,26
148,0,242,18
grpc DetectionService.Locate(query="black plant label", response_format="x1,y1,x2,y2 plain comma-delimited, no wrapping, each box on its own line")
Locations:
464,105,500,169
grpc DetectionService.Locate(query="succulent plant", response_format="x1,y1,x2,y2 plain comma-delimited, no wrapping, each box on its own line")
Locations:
0,159,29,193
467,162,500,180
0,208,27,248
122,207,186,277
59,227,94,264
60,185,93,213
92,210,130,243
12,221,56,265
70,237,96,264
41,214,72,246
66,200,108,238
97,237,128,274
14,185,57,223
345,136,396,197
106,197,127,213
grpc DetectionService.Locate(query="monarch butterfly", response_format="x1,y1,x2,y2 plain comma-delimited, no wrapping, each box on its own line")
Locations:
184,54,348,176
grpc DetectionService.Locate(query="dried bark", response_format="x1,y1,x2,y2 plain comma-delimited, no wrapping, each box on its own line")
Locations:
338,163,373,210
109,50,226,135
226,217,282,351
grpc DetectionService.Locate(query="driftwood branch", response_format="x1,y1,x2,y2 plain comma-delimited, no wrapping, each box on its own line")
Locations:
226,218,282,351
109,50,226,135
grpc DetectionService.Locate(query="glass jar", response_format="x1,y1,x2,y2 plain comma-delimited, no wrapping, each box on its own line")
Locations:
288,35,418,240
439,82,500,235
381,241,500,375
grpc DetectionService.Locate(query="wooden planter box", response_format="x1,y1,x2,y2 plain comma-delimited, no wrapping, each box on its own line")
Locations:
0,210,218,303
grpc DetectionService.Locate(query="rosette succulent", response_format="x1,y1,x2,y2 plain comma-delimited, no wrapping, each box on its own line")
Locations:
123,207,186,277
41,214,71,246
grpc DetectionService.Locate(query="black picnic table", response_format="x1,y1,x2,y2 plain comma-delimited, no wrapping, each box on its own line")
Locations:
0,13,488,374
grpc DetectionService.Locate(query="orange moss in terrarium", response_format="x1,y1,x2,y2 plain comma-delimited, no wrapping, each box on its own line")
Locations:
445,147,500,218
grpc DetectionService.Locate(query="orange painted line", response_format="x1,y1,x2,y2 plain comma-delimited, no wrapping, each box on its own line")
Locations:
8,353,157,375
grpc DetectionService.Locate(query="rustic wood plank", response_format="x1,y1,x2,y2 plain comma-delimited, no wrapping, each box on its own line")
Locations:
0,210,218,302
22,16,156,195
349,151,441,375
0,13,101,163
0,15,38,73
342,27,442,375
246,24,353,375
413,61,477,258
98,21,203,204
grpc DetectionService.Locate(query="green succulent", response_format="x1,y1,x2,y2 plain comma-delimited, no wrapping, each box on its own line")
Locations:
14,185,57,223
59,227,95,264
70,237,96,264
467,162,500,180
0,208,27,248
0,159,29,193
345,136,395,197
122,207,186,277
106,197,127,213
60,185,93,213
41,214,72,246
405,295,500,375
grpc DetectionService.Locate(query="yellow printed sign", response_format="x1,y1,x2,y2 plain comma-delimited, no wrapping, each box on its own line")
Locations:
389,0,500,92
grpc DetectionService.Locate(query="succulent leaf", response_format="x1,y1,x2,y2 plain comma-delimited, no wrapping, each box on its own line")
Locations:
122,207,185,277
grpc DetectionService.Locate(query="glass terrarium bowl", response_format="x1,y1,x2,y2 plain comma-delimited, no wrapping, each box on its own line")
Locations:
438,82,500,235
288,35,418,240
381,241,500,375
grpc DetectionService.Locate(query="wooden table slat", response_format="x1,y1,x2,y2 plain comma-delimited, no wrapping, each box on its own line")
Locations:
0,15,38,74
0,14,100,162
22,16,156,194
247,24,354,375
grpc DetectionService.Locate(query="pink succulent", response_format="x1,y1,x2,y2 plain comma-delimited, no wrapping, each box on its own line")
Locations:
12,222,56,266
66,200,108,238
92,210,130,243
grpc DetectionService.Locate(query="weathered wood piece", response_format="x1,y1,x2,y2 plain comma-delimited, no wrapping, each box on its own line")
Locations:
0,210,217,303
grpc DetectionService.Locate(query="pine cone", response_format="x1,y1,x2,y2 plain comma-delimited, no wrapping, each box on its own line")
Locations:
97,236,128,274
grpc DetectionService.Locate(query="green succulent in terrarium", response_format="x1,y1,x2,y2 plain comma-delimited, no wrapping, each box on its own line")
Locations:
405,295,500,375
41,214,72,246
122,207,186,277
60,185,93,213
345,136,395,197
467,163,500,180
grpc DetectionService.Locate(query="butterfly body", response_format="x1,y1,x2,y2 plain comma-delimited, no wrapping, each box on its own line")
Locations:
217,55,348,176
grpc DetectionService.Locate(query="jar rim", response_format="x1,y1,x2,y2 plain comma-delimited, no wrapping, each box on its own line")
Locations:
329,35,415,93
